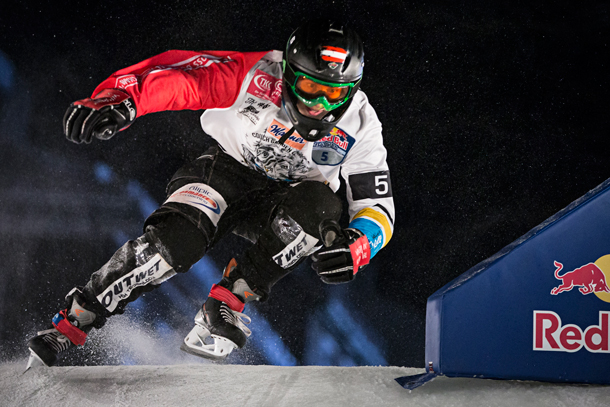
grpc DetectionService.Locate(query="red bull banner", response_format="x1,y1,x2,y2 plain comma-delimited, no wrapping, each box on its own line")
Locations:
398,178,610,388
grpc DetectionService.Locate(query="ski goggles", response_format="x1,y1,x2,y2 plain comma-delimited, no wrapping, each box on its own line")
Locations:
289,72,358,111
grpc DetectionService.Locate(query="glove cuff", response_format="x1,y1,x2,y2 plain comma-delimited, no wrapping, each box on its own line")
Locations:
346,228,370,274
75,89,129,110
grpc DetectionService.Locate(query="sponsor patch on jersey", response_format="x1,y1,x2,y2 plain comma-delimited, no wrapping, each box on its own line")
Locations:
312,127,355,165
266,119,306,150
272,230,320,269
164,54,233,70
238,104,261,125
238,97,275,126
114,54,233,89
247,69,282,107
164,183,227,226
115,74,138,89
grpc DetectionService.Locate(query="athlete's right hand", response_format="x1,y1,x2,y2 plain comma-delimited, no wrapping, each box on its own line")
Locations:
311,219,370,284
63,89,137,144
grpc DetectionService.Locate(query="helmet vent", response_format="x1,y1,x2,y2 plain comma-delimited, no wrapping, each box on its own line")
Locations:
341,54,352,73
328,22,344,34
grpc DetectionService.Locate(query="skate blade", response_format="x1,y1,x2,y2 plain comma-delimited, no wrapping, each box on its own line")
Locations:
180,325,237,361
24,350,46,373
180,342,229,361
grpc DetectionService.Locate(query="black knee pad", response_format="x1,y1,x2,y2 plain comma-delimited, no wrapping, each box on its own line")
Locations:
277,181,342,236
145,214,207,273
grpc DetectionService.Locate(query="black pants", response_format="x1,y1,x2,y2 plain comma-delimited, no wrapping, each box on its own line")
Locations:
82,145,342,318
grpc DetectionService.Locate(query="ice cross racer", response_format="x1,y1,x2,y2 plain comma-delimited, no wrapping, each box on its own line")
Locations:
27,20,395,367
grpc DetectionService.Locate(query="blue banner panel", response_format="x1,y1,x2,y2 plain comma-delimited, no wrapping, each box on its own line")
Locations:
425,178,610,384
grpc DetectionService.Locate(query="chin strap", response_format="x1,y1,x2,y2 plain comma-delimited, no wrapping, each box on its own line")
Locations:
278,126,296,145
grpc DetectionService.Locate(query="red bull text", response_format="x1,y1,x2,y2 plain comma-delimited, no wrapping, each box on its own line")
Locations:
533,311,609,353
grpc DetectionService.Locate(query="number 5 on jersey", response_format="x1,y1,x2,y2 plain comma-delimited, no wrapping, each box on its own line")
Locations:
349,171,393,200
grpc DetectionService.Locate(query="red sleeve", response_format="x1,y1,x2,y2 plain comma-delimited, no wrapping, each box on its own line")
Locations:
91,50,271,117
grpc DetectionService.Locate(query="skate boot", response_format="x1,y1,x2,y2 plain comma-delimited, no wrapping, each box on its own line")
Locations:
26,288,97,370
181,260,261,361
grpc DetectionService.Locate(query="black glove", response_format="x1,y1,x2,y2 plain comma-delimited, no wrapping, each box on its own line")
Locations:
63,89,136,144
311,219,371,284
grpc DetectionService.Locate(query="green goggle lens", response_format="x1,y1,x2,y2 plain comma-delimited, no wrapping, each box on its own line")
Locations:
289,71,357,111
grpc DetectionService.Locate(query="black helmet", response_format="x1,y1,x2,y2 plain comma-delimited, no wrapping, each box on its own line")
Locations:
282,20,364,142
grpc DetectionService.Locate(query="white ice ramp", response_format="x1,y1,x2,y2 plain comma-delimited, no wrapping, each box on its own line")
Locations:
3,362,609,407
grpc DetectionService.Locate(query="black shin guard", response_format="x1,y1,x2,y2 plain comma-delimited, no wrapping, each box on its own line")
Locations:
84,214,207,317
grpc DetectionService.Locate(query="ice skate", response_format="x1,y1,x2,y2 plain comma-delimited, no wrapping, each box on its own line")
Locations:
181,275,260,361
180,297,252,361
26,288,97,370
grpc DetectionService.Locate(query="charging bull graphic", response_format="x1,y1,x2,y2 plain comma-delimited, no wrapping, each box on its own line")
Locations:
551,260,610,295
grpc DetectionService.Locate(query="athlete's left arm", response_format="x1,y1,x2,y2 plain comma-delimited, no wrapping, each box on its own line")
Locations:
340,103,395,260
310,98,394,284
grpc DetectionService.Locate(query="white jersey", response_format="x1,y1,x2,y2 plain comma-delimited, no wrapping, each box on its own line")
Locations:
93,49,394,257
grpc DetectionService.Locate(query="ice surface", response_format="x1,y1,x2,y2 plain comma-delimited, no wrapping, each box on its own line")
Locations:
3,362,609,407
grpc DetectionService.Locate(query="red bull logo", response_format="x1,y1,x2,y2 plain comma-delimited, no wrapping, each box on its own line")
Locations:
551,258,610,302
318,128,349,150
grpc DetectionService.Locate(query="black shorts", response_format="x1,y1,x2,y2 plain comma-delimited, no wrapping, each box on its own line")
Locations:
145,144,343,277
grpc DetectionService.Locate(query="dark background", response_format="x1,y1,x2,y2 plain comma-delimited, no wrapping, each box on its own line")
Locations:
0,0,608,367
